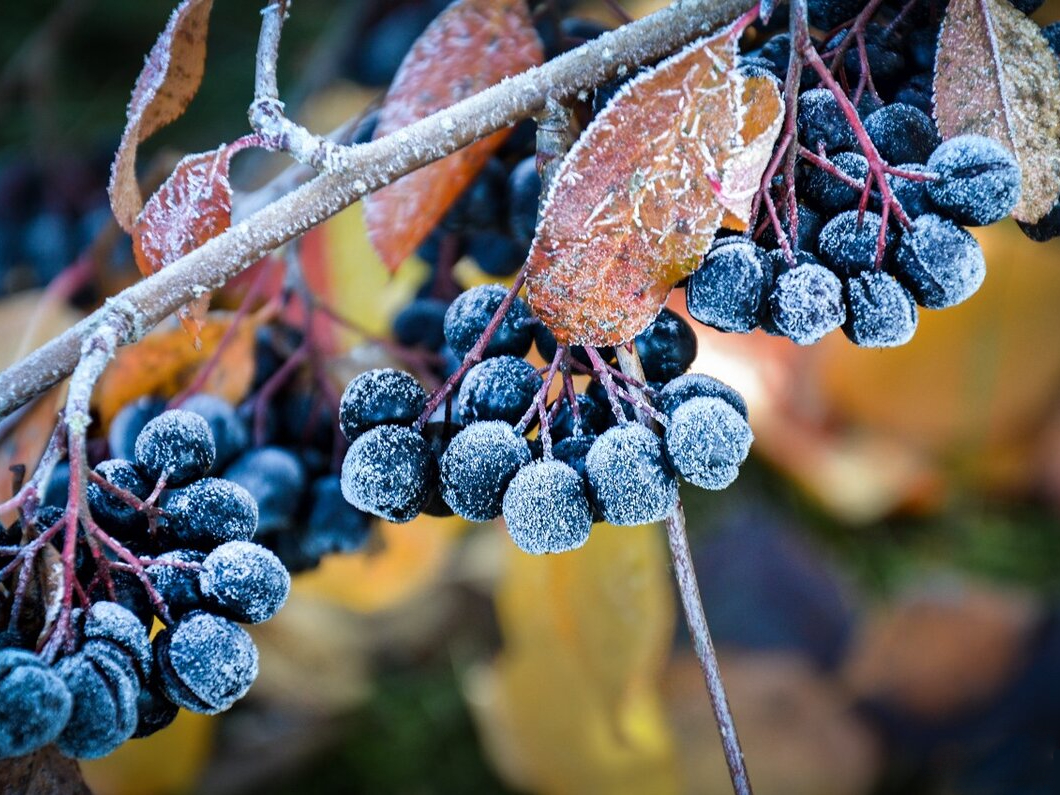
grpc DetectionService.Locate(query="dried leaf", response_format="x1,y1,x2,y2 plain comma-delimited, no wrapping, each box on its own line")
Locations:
93,312,257,431
933,0,1060,223
132,144,240,344
108,0,215,232
363,0,543,272
526,31,782,345
0,746,91,795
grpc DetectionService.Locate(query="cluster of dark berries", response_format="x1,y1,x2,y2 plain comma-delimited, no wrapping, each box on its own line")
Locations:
680,4,1033,350
0,406,291,759
341,291,753,555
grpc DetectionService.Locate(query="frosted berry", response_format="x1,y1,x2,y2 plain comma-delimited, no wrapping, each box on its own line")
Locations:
686,240,770,333
635,308,698,383
893,214,986,308
162,477,258,550
86,459,150,536
843,271,918,347
108,397,165,461
551,392,613,440
80,601,152,682
586,424,677,526
181,394,248,471
200,541,290,624
503,460,592,554
886,163,933,219
796,88,856,153
304,476,372,557
340,425,433,523
440,421,530,522
339,368,427,442
132,678,179,739
657,374,748,420
863,103,940,165
803,152,868,214
457,355,541,426
55,648,139,759
818,210,893,278
224,447,306,533
665,397,753,490
0,648,72,758
134,409,215,487
147,550,207,619
393,298,449,352
768,259,846,345
443,284,533,359
926,135,1021,226
153,611,258,715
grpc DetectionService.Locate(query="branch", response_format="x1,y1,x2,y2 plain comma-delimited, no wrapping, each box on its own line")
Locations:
0,0,754,421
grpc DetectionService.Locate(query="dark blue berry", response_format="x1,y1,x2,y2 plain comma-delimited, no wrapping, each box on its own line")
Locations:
304,477,372,557
687,240,769,333
926,135,1022,225
79,601,152,682
467,232,527,277
502,460,592,554
864,103,940,165
344,4,432,87
223,447,306,533
843,271,919,347
41,461,70,508
55,648,138,758
132,677,179,739
768,259,846,345
86,459,150,537
444,285,533,359
1043,22,1060,60
442,158,507,234
757,202,824,253
894,72,933,116
893,213,986,308
586,424,677,526
339,368,426,442
1018,195,1060,242
162,477,258,550
507,156,541,242
635,308,697,383
886,163,934,219
550,392,613,440
906,27,939,73
147,550,207,619
440,421,530,522
665,396,753,490
393,298,449,352
818,210,893,278
803,152,868,214
134,409,215,487
180,394,248,471
108,397,165,461
797,88,856,153
341,425,433,523
200,541,290,624
457,355,541,426
807,0,862,29
0,648,72,758
827,25,905,83
153,611,257,715
657,374,748,420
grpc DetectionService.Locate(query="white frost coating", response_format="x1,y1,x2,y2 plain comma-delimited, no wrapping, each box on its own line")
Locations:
664,396,752,490
502,460,591,555
83,601,152,680
440,421,530,522
894,213,986,308
162,612,258,714
200,540,290,623
585,424,677,526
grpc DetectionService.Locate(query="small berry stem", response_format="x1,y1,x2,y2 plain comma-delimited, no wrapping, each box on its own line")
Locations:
585,347,628,423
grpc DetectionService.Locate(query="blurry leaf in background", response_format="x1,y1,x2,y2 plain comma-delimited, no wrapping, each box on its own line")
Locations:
688,225,1060,521
92,311,258,431
81,711,214,795
0,745,92,795
842,580,1039,720
663,652,881,795
467,523,680,795
294,517,465,613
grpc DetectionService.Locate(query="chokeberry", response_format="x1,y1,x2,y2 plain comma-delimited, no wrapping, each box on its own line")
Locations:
304,477,372,557
108,396,165,461
926,135,1021,226
181,394,248,471
797,88,856,153
339,368,427,442
55,648,139,759
657,373,748,420
444,284,533,359
502,460,592,554
635,308,697,383
665,396,753,490
457,355,541,426
132,677,179,739
223,447,306,533
768,259,846,345
134,409,215,488
864,103,940,165
687,240,770,333
440,421,530,522
393,298,449,352
818,210,893,278
585,424,677,526
467,232,527,277
803,152,869,214
80,601,152,682
507,156,542,242
893,213,986,308
162,477,258,550
843,271,919,347
200,541,290,624
86,459,151,537
550,392,613,440
147,550,207,619
886,163,933,219
341,425,434,523
0,648,72,758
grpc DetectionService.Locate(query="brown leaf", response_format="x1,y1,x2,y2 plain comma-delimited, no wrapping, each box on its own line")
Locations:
526,32,782,346
132,144,240,344
92,312,258,431
933,0,1060,223
108,0,215,232
363,0,543,272
0,746,92,795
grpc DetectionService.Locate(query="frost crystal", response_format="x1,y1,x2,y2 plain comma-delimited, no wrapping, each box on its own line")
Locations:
502,460,592,555
586,424,677,526
664,397,753,490
440,421,530,522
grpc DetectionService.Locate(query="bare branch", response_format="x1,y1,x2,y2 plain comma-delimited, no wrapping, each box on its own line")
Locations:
0,0,754,421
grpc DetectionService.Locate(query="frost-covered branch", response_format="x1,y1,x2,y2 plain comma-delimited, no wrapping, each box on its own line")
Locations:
0,0,754,420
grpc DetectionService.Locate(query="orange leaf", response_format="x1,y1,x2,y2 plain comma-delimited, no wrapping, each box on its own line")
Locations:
526,31,782,346
132,144,241,345
363,0,543,272
108,0,215,232
93,313,257,431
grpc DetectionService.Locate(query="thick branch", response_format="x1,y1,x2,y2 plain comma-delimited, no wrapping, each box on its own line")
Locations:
0,0,753,421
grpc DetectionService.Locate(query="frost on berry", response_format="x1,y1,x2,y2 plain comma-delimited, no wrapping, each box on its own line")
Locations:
81,601,152,681
443,284,533,359
163,477,258,549
502,460,592,555
894,213,986,309
339,368,427,442
585,424,677,526
55,649,139,759
658,374,748,420
664,397,753,490
457,355,542,426
440,421,530,522
134,409,215,487
686,240,770,333
0,649,72,758
843,271,918,348
200,541,291,624
768,262,846,345
341,425,434,523
925,135,1022,226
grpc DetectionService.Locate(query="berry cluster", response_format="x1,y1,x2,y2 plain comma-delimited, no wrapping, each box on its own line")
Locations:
341,294,753,555
0,407,291,759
